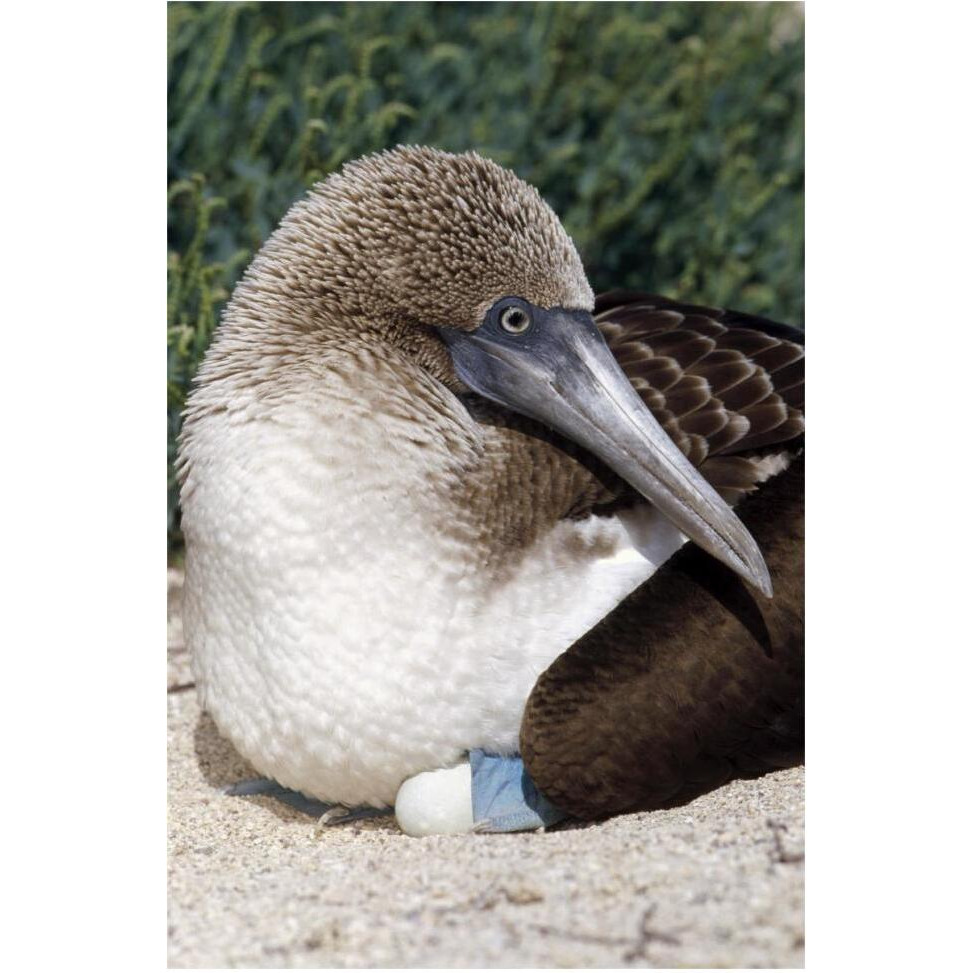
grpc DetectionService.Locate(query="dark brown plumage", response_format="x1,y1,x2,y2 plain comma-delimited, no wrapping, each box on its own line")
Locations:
594,292,804,504
520,294,804,820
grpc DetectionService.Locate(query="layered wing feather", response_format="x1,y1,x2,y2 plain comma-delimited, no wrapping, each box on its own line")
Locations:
595,292,804,505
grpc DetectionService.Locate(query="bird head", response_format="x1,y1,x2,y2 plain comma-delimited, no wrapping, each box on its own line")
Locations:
225,146,772,596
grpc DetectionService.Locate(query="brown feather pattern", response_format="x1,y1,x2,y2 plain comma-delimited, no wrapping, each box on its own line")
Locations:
521,455,804,820
594,292,805,503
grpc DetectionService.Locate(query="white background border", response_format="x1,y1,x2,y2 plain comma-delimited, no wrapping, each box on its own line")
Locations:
3,1,971,969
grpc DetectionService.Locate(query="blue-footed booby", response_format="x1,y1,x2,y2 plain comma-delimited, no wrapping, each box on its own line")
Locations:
177,146,804,835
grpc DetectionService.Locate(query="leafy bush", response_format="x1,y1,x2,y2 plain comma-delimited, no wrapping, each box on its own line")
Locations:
168,0,804,546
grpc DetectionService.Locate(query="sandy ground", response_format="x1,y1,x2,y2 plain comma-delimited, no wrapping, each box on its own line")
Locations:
167,568,804,969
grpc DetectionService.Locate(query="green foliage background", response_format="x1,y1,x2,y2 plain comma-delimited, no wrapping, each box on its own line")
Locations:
168,0,804,547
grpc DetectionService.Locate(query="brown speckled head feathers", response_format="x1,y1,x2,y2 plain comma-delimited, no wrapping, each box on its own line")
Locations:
230,145,592,336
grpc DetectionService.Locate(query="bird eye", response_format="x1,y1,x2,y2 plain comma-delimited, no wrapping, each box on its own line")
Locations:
499,305,532,334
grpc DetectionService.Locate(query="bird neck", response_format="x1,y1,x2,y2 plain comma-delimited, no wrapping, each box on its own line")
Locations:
186,299,618,585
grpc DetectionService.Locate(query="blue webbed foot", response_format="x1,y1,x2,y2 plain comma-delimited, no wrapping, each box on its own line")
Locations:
470,750,569,833
394,752,570,835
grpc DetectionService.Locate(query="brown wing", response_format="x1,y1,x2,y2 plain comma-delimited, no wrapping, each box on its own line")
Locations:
522,454,804,821
519,292,805,822
595,292,804,505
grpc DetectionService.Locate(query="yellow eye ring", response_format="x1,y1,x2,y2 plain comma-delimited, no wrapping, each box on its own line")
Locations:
500,305,531,334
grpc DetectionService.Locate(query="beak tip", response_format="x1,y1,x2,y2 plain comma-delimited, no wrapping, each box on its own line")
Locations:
750,562,774,599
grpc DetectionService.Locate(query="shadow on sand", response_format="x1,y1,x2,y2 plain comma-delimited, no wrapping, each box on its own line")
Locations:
191,710,327,825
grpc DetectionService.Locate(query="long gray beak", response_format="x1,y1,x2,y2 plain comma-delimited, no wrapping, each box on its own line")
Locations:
439,305,772,597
